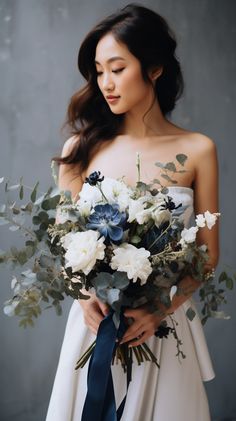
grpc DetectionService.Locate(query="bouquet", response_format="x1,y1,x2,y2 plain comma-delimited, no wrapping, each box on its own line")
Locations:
0,154,234,419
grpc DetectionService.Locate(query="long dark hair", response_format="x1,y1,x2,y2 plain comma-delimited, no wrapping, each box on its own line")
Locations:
53,3,184,173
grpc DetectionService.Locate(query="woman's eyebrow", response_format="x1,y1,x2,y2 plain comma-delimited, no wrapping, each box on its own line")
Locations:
95,56,126,65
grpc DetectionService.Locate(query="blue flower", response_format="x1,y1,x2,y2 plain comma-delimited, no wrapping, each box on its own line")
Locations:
85,171,104,186
86,203,127,243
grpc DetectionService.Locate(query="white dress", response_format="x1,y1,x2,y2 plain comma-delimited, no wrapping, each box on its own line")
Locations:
46,186,215,421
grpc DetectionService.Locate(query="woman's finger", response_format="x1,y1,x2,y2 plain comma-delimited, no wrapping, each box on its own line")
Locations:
97,299,110,316
120,324,144,344
128,331,151,347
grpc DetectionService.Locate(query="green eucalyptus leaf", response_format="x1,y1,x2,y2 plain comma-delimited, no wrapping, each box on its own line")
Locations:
161,186,169,194
155,162,165,169
130,235,141,244
55,302,62,316
36,271,51,283
106,288,120,305
219,271,228,283
161,174,178,183
41,195,61,210
176,154,187,166
19,185,24,200
165,162,176,172
39,255,55,268
186,307,196,321
226,277,234,290
152,178,161,185
136,181,148,191
47,290,64,300
33,216,41,225
31,181,39,203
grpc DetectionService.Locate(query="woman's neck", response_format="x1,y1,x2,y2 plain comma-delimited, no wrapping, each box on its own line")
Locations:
121,96,171,139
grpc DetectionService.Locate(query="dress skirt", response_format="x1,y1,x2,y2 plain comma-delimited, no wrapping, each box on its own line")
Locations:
46,298,214,421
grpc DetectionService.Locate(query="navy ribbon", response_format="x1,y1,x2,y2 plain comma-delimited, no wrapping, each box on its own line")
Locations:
81,310,132,421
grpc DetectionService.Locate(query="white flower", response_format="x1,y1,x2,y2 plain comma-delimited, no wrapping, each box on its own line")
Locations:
170,285,177,301
61,230,105,275
101,178,132,211
195,214,206,228
152,209,172,227
204,210,220,229
76,199,92,217
79,182,102,206
110,243,152,285
180,226,199,244
128,194,154,224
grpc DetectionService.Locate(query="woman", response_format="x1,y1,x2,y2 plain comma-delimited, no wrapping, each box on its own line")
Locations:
46,4,219,420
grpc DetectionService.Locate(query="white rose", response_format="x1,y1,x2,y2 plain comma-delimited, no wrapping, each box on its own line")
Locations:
152,208,172,227
204,210,220,229
180,226,199,244
110,243,152,285
61,230,105,275
195,214,206,228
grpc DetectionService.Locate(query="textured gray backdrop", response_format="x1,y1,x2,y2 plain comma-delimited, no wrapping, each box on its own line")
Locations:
0,1,236,420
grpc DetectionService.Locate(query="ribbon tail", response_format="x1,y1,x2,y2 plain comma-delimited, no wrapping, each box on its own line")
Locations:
81,312,118,421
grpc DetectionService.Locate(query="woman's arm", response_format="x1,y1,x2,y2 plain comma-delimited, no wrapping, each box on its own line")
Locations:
57,136,109,334
121,134,220,346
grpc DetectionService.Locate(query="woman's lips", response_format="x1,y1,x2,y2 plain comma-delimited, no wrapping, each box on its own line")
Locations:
106,96,120,104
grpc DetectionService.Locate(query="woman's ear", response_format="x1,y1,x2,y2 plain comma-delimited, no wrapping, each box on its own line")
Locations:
149,66,163,82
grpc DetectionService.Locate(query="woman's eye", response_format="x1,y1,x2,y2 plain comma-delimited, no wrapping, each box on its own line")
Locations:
96,71,103,76
112,68,124,74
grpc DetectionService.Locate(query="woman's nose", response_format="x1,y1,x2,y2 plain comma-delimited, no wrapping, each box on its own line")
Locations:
102,74,115,91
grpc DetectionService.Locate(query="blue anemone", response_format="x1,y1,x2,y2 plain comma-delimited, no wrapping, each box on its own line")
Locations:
86,203,127,243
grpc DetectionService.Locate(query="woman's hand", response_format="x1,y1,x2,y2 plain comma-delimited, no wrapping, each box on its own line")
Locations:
79,293,110,335
120,306,165,347
120,275,202,347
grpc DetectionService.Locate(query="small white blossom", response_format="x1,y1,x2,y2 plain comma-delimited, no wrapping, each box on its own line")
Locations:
180,226,199,244
195,214,206,228
170,285,177,301
204,210,220,229
128,194,154,224
110,243,152,285
61,230,105,275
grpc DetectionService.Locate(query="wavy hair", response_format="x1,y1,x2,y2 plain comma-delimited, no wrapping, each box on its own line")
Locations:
53,3,184,172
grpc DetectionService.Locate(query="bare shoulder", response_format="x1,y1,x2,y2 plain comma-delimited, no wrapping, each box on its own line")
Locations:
183,131,217,155
61,135,79,157
58,135,83,199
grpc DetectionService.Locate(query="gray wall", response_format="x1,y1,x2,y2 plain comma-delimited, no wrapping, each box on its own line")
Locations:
0,0,236,420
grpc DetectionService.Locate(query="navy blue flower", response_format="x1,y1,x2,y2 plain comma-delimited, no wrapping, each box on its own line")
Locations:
85,171,104,186
161,196,182,212
86,203,127,243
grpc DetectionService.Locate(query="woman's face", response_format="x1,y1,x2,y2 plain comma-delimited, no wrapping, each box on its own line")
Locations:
95,33,155,114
